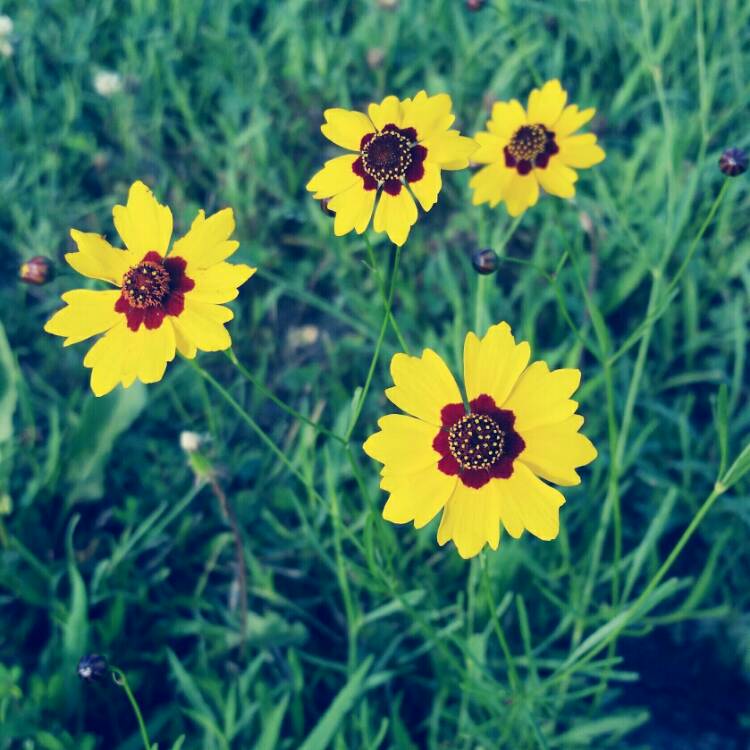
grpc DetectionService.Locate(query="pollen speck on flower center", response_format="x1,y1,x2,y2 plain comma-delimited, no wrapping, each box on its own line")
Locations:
122,260,171,308
362,131,413,182
448,413,505,471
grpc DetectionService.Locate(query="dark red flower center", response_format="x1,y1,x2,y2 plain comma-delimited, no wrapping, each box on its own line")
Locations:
115,251,195,332
352,124,428,196
504,123,559,175
434,394,525,489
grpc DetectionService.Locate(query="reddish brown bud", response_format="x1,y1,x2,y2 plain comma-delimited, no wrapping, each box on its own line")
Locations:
19,256,53,285
320,198,335,217
472,248,498,275
719,148,747,177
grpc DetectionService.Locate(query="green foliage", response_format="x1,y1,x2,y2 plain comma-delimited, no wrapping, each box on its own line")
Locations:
1,0,750,749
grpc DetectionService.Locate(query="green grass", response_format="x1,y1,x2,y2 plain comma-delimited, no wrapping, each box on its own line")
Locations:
2,0,750,748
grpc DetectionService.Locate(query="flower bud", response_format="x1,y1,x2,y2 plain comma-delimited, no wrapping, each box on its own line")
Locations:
466,0,486,9
377,0,399,8
366,47,385,70
320,198,335,217
19,256,53,285
77,654,108,682
719,148,747,177
471,248,498,275
179,431,203,453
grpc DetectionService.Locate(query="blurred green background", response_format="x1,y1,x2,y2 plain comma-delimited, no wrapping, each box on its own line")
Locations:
1,0,750,748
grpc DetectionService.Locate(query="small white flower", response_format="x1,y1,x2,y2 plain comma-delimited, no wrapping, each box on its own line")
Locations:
180,431,203,454
0,15,13,37
93,70,123,97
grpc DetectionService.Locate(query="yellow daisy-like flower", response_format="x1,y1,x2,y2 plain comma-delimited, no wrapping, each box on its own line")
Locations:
470,80,605,217
307,91,476,246
363,322,597,559
44,181,255,397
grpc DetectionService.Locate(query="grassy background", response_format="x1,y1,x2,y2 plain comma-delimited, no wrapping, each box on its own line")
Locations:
2,0,750,748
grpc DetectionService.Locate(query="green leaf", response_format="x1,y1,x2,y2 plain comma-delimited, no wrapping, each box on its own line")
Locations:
64,383,147,502
298,657,373,750
254,693,289,750
0,319,17,443
720,441,750,490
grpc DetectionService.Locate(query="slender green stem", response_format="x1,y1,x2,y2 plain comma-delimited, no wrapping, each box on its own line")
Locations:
225,348,347,444
111,668,152,750
364,234,408,353
345,244,402,442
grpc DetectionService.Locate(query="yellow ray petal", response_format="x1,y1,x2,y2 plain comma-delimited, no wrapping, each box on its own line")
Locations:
172,305,231,352
135,322,176,384
112,180,173,259
558,134,606,168
409,161,442,212
402,90,455,142
307,154,359,199
519,414,598,486
386,348,462,426
422,130,477,170
463,322,530,406
363,414,441,476
329,182,376,237
321,108,375,151
65,230,135,284
44,289,122,346
380,464,457,528
368,95,404,131
437,481,501,558
83,321,132,397
372,188,418,246
535,160,578,198
553,104,596,138
502,462,565,540
504,361,581,431
170,208,239,269
488,99,526,140
503,172,540,217
469,163,514,207
471,131,505,164
527,79,567,128
190,263,256,304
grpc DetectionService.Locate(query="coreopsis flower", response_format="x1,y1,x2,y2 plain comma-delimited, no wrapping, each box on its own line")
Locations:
363,322,597,559
45,181,255,396
307,92,476,246
470,80,605,216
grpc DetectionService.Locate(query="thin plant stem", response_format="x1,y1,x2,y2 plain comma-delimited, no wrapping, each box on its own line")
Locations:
111,667,152,750
225,348,347,444
345,244,402,442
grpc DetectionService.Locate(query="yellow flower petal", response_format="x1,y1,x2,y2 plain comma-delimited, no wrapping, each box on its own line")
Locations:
535,160,578,199
437,482,501,558
422,130,477,169
504,173,540,217
83,322,131,397
372,188,418,246
487,99,526,140
65,230,135,285
329,182,377,237
401,90,455,142
363,414,440,476
386,348,462,426
381,464,457,528
502,462,565,541
519,414,598,486
170,208,239,269
558,134,606,168
190,263,256,304
527,79,567,128
112,180,173,259
471,132,505,164
553,104,596,138
306,154,359,199
172,304,232,352
44,289,122,346
368,95,403,131
494,479,524,538
409,161,442,212
469,163,513,207
320,108,375,151
128,323,177,385
504,361,581,431
463,322,530,406
173,321,197,359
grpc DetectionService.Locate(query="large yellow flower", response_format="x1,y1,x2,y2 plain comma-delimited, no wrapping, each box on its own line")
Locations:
45,181,255,397
470,80,605,217
363,322,597,559
307,91,476,246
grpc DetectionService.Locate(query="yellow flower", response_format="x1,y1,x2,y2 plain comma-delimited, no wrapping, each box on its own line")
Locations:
307,92,476,246
45,181,255,397
470,80,605,217
363,322,597,559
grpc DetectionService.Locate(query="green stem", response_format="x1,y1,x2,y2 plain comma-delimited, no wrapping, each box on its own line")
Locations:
345,244,402,442
225,348,347,444
364,234,409,353
111,668,152,750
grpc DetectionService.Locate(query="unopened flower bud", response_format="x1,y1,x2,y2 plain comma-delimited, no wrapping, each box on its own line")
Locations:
19,256,53,285
466,0,486,9
366,47,385,70
377,0,399,9
77,654,108,682
179,431,203,453
719,147,747,177
320,198,335,217
93,70,123,97
472,248,498,275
